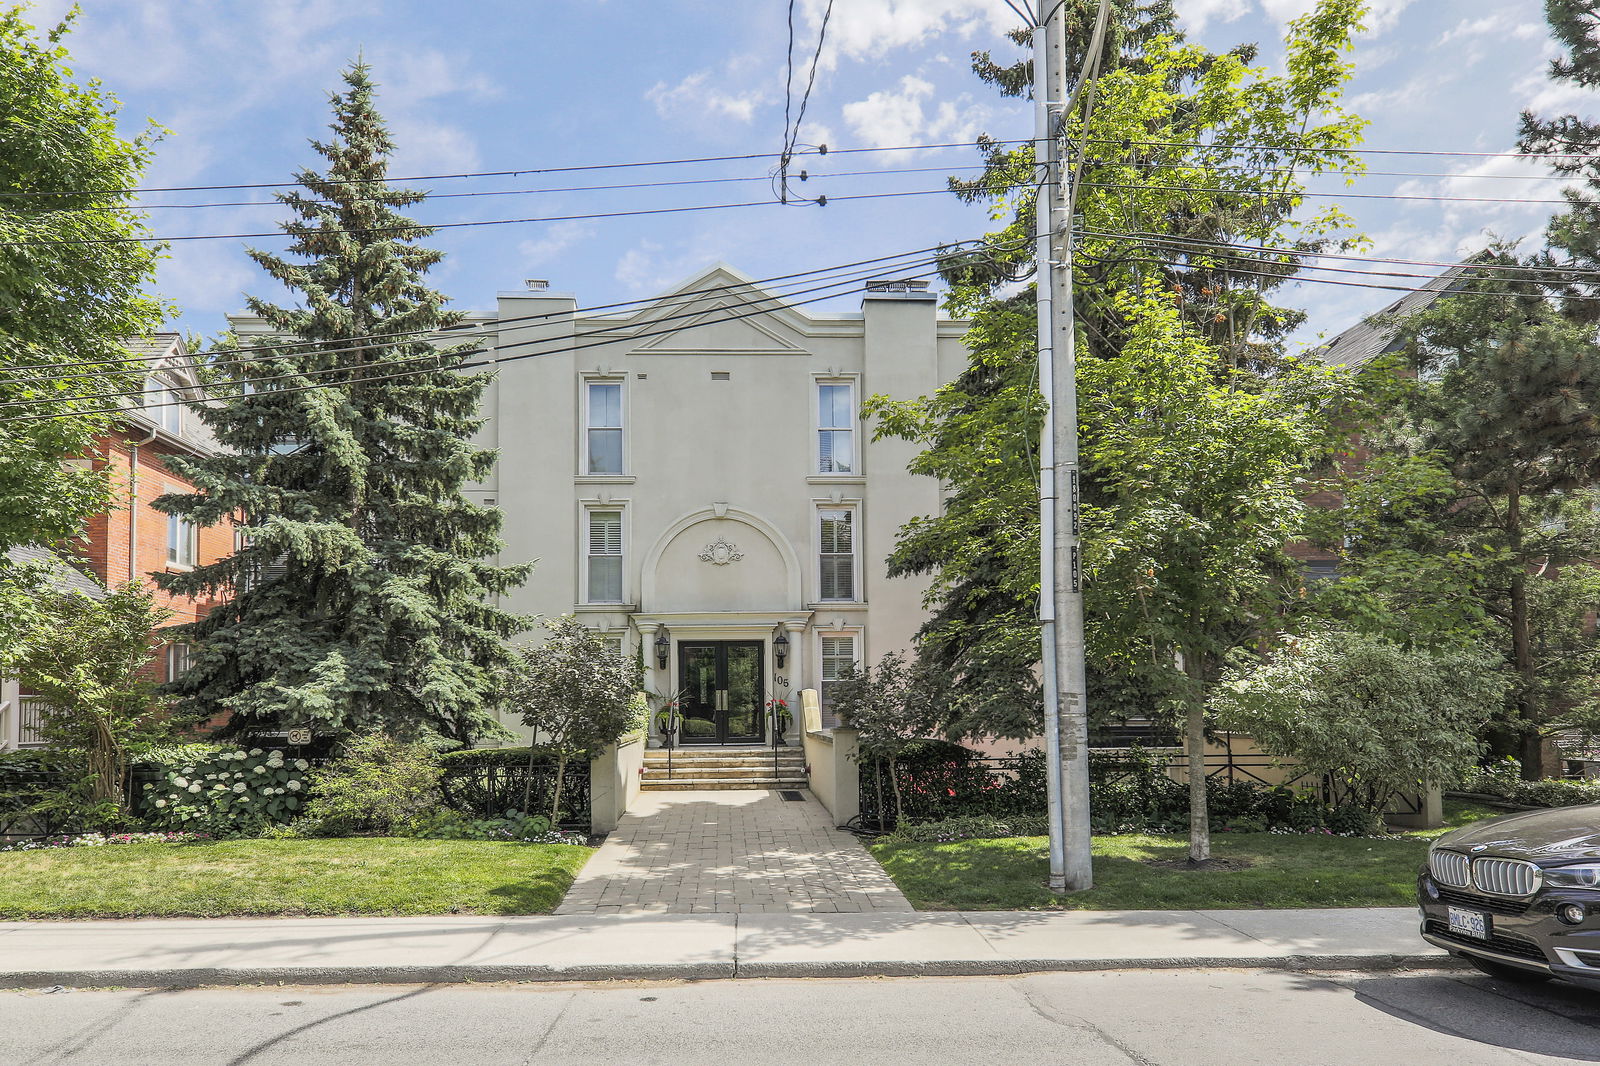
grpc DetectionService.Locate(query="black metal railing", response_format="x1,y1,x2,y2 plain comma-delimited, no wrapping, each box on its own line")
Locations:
437,758,591,830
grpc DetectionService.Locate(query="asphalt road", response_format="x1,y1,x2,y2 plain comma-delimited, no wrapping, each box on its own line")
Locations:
3,967,1598,1065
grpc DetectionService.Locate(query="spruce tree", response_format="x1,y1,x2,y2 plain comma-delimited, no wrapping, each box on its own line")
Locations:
155,63,528,745
1376,266,1600,778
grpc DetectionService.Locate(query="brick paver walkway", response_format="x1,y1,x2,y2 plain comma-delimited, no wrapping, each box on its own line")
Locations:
555,789,913,914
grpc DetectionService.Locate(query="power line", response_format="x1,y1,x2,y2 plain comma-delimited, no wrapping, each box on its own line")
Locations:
8,238,997,380
1,179,1052,249
0,138,1045,203
0,149,821,202
1074,242,1595,303
41,164,1004,214
0,244,1025,426
790,2,836,166
1098,157,1573,184
1,261,923,412
1074,177,1586,208
1076,228,1600,281
14,235,1033,405
1080,136,1600,161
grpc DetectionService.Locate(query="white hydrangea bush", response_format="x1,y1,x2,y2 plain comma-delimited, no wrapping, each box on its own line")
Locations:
139,749,313,837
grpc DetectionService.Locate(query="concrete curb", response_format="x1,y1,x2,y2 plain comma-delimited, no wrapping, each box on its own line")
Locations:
0,953,1465,990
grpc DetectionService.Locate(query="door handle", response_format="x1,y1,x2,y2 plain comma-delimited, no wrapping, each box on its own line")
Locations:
716,690,726,711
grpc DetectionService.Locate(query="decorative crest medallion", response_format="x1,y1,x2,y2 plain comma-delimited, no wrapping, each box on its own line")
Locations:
698,537,744,566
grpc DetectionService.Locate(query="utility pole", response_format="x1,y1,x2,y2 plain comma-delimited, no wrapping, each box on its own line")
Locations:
1035,0,1100,893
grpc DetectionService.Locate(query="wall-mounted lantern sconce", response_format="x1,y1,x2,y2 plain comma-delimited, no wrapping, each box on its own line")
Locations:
773,630,789,669
654,630,670,669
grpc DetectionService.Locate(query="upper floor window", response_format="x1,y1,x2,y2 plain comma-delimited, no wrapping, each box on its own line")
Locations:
587,509,624,603
818,382,854,474
147,376,182,434
166,643,193,681
586,381,623,474
819,508,856,601
167,511,198,568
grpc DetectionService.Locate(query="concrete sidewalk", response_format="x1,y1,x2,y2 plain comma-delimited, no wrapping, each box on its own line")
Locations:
0,908,1452,988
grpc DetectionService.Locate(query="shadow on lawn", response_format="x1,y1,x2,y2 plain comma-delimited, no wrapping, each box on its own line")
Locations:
484,866,584,913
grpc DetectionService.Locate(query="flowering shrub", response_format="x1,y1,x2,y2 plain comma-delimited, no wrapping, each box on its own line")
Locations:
0,830,209,852
138,748,311,837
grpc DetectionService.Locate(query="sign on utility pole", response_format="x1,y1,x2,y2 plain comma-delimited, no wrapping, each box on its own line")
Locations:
1034,0,1102,893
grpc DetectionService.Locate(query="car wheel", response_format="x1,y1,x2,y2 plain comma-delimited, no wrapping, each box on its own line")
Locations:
1465,956,1551,984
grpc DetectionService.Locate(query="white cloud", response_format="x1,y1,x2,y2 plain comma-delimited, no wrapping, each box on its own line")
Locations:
369,48,500,108
518,222,594,267
646,71,768,123
386,117,480,175
796,0,1014,68
841,74,993,153
1179,0,1251,34
1191,0,1413,36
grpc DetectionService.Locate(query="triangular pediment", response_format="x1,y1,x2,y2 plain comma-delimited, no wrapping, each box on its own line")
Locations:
635,297,806,353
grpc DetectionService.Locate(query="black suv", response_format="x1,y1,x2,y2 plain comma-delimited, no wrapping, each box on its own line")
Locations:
1419,803,1600,988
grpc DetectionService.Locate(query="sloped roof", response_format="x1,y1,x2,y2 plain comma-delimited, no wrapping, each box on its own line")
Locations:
118,333,223,456
5,546,107,600
1312,262,1479,369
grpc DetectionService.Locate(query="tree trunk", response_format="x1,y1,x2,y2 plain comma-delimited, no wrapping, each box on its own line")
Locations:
874,759,887,832
1186,696,1210,864
889,759,905,830
1507,484,1543,781
521,744,538,814
549,751,567,824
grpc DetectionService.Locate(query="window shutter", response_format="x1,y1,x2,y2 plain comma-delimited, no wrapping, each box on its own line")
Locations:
588,511,624,602
589,512,622,555
819,510,854,600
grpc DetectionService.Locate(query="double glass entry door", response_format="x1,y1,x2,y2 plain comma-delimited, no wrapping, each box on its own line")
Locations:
678,641,764,745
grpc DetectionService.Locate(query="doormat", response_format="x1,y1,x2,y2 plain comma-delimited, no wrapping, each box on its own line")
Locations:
779,790,805,802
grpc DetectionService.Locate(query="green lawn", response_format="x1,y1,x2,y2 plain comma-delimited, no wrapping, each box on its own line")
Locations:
870,802,1505,911
0,838,592,919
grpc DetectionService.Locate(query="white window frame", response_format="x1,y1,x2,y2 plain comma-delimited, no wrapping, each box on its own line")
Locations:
818,630,861,727
146,375,182,434
166,505,198,568
166,643,193,681
583,505,626,605
583,378,625,475
815,378,857,475
816,505,859,602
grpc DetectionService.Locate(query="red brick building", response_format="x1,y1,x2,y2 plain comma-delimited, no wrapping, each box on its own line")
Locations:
2,334,232,749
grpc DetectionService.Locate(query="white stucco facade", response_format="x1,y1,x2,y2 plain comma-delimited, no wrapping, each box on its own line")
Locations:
474,264,969,744
235,264,970,746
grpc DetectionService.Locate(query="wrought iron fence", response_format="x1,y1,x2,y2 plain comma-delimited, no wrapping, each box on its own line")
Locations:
856,740,1342,832
437,757,591,830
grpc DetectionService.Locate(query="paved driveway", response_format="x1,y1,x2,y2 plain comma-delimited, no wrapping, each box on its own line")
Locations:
556,789,912,914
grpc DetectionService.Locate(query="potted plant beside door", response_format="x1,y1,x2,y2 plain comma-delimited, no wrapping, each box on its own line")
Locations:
766,697,793,745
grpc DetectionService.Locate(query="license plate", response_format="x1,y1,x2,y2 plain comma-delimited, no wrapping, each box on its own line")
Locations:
1448,906,1489,940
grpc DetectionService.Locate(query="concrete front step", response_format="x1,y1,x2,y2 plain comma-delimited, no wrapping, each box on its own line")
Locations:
644,747,803,759
641,777,810,791
643,765,804,781
643,755,805,767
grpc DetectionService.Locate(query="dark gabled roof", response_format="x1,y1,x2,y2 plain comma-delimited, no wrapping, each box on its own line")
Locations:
5,546,108,600
118,333,223,456
1311,260,1482,369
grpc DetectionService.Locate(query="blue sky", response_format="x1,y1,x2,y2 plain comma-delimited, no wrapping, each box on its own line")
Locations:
21,0,1600,349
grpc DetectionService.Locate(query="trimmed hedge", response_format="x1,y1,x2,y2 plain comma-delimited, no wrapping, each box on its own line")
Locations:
1459,774,1600,809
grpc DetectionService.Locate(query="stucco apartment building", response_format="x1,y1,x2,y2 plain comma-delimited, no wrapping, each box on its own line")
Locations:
236,265,970,747
0,334,231,750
